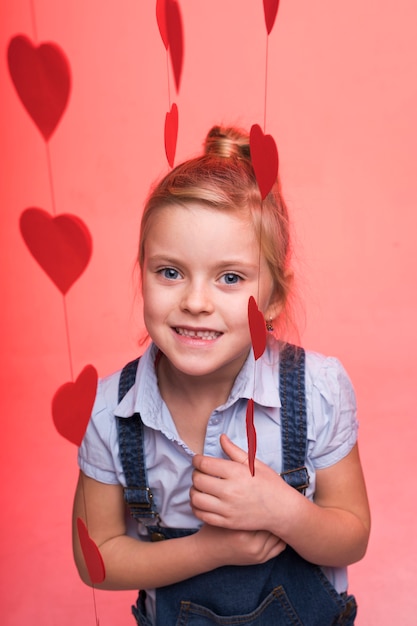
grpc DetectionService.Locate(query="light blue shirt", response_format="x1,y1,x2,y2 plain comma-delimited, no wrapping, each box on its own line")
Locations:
79,338,358,596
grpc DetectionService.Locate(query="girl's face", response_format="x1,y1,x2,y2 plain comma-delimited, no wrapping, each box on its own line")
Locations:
142,203,279,383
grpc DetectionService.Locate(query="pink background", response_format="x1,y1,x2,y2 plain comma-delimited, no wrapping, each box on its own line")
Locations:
1,1,416,624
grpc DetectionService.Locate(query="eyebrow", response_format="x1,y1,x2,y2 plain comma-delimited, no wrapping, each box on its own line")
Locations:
146,254,260,271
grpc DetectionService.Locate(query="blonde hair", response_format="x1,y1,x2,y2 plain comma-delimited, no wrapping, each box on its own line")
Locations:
138,125,293,329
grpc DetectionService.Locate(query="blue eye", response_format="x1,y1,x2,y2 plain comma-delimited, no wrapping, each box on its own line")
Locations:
161,268,180,280
222,273,240,285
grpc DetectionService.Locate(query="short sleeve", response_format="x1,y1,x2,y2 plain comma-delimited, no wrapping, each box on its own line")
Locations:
78,376,121,485
306,354,358,470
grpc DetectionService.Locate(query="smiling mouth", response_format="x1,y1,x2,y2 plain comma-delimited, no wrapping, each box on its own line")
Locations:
174,328,222,341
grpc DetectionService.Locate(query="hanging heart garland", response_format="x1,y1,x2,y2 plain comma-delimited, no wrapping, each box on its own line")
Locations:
249,124,279,200
156,2,182,168
7,34,71,141
20,208,92,295
52,366,98,446
156,0,169,49
77,518,106,585
246,399,257,477
166,0,184,93
263,0,280,35
247,296,267,475
247,42,281,472
164,103,179,167
248,296,267,361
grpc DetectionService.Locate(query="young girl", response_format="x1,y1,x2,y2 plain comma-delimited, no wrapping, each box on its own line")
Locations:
73,125,370,625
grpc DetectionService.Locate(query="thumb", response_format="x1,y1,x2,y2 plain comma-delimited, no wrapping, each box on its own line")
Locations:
220,434,248,464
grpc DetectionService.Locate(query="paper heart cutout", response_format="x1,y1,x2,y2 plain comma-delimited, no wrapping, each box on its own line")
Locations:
156,0,169,49
246,399,257,477
52,365,98,446
77,518,105,584
249,124,279,200
20,208,92,295
165,103,178,167
7,35,71,141
263,0,280,35
248,296,267,360
166,0,184,92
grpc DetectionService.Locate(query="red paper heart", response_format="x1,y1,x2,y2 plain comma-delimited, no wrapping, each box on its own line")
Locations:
246,399,257,477
20,208,92,294
7,35,71,141
166,0,184,92
248,296,267,360
165,103,178,167
77,518,105,584
156,0,169,49
263,0,280,35
249,124,279,200
52,365,98,446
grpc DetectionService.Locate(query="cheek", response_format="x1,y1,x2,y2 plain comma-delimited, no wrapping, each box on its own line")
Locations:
142,279,175,326
226,298,253,336
141,280,159,319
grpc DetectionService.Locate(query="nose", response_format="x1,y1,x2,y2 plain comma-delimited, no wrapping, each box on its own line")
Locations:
180,280,214,315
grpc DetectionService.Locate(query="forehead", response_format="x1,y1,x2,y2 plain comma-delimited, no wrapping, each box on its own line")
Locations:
144,202,256,249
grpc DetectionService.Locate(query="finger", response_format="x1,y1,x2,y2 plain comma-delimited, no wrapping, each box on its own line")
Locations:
192,452,234,479
190,488,228,526
191,470,226,500
255,531,286,560
266,537,287,561
220,434,249,464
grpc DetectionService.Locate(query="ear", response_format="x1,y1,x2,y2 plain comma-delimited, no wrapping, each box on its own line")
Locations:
265,299,283,326
265,269,294,322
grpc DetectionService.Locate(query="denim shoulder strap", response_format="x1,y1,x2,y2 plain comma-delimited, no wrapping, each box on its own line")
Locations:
279,344,310,494
115,358,161,524
116,345,310,527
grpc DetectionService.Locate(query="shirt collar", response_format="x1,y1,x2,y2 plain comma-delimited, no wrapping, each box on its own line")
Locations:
115,339,282,422
224,340,281,410
115,342,164,421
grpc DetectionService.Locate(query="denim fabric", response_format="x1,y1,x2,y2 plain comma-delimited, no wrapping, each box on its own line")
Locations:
117,346,357,625
116,357,162,525
131,541,356,626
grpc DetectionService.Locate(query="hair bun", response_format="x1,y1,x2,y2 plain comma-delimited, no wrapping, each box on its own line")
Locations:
204,125,251,160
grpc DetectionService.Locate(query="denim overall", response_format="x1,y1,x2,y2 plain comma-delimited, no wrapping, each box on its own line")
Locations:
116,345,357,625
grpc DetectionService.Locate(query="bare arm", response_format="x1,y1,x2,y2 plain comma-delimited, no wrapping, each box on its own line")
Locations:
191,435,370,568
284,443,370,566
72,471,286,590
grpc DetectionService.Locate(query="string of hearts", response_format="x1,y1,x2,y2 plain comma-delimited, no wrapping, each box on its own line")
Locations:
6,0,281,603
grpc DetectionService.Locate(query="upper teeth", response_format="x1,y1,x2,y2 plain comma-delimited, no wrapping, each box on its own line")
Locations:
176,328,220,340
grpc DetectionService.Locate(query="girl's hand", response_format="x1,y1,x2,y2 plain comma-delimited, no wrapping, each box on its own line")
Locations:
194,523,286,569
192,436,371,568
190,434,295,532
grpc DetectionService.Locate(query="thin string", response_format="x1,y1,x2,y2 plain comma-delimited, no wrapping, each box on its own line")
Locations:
166,49,172,108
260,27,271,313
46,134,75,383
252,204,265,394
92,595,100,626
251,23,271,458
259,29,271,307
29,0,38,41
80,472,100,625
62,297,74,381
260,29,270,318
263,34,269,132
45,144,57,215
46,141,77,380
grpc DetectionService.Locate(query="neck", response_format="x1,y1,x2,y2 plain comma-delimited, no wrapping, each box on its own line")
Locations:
157,354,243,411
156,354,246,453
